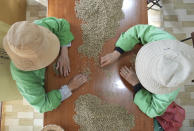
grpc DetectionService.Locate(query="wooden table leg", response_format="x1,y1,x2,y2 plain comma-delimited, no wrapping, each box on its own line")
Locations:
191,32,194,47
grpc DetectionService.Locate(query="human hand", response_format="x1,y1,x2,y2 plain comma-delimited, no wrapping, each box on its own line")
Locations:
100,50,121,67
56,47,70,77
120,66,139,86
68,74,88,91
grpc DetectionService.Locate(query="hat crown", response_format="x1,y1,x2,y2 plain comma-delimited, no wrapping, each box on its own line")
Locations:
3,21,60,71
154,49,192,88
7,21,44,57
135,39,194,94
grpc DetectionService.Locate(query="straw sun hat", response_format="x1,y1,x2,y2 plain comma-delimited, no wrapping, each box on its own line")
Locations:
3,21,60,71
135,39,194,94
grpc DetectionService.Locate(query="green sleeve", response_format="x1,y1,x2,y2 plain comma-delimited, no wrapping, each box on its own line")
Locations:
34,17,74,46
115,24,176,52
134,89,179,118
10,63,62,113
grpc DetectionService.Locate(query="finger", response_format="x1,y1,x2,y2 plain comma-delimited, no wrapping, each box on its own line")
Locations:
60,65,63,76
68,65,71,73
120,68,128,76
125,66,132,74
128,66,135,74
100,56,105,63
129,66,134,72
101,55,109,64
79,76,87,84
83,75,88,80
120,69,129,78
83,77,88,82
63,69,67,77
80,75,87,81
66,59,70,73
101,62,108,67
120,67,124,73
56,62,59,70
77,74,82,78
120,66,125,70
74,74,82,80
120,71,125,78
120,70,127,77
63,66,66,77
124,65,128,69
79,74,87,79
124,66,130,73
120,69,126,76
101,55,108,61
124,65,129,70
101,60,110,67
78,74,85,80
100,58,106,65
120,71,126,79
65,65,70,77
65,67,69,77
79,77,86,83
82,78,87,84
120,68,124,74
82,74,88,79
120,67,126,73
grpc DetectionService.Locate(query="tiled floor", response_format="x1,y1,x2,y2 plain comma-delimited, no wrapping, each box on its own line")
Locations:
1,0,194,131
1,99,43,131
148,0,194,131
1,0,46,131
161,0,194,46
161,0,194,130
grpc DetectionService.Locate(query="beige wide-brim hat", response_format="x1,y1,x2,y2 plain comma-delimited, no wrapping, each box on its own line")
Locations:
135,39,194,94
3,21,60,71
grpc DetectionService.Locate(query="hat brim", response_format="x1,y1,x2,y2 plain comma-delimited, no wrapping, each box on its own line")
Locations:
3,26,60,71
135,40,193,94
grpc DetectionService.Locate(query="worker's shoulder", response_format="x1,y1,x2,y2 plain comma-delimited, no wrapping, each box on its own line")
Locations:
34,17,68,24
153,88,180,101
10,61,46,82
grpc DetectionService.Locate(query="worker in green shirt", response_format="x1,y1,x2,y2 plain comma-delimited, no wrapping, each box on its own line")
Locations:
3,17,87,113
100,24,194,118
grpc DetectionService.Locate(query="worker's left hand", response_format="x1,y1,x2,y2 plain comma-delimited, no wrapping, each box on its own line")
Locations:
120,66,139,86
56,47,70,77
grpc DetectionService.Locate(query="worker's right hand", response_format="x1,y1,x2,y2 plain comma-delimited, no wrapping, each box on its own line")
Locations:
100,50,121,67
68,74,87,91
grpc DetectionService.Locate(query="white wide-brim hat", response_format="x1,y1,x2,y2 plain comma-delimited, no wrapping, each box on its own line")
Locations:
3,21,60,71
135,39,194,94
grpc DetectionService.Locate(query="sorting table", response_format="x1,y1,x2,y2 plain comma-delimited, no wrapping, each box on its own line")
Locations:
44,0,153,130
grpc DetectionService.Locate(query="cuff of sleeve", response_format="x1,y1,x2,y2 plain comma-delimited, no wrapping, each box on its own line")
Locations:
61,42,71,47
133,83,143,94
114,47,125,54
59,85,72,101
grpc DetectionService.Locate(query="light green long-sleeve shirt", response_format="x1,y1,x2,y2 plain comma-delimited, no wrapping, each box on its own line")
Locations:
34,17,74,46
10,17,74,113
116,24,180,118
